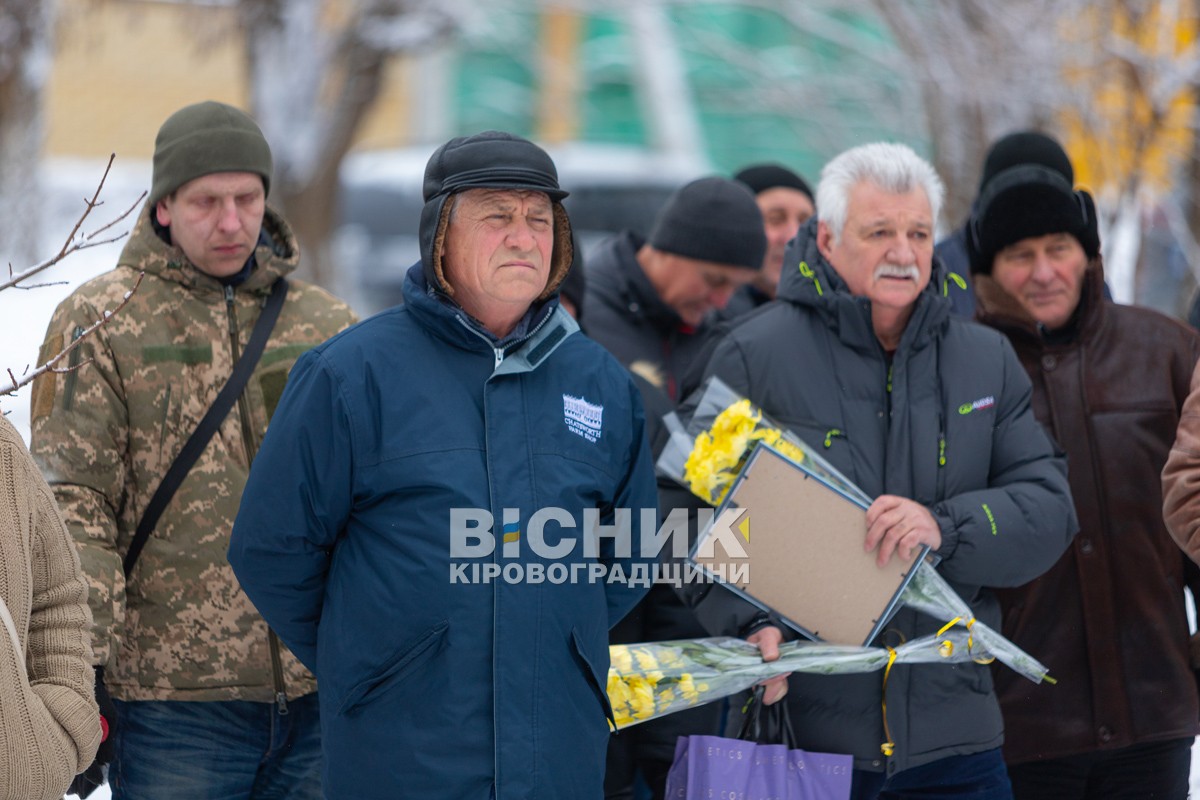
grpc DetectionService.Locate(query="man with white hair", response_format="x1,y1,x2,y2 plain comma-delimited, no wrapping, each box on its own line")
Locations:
689,142,1077,798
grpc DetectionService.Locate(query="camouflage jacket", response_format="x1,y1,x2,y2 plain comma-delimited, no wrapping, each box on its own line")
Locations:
29,205,357,702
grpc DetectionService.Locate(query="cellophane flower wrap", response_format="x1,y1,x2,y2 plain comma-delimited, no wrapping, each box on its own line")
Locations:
616,376,1053,730
608,631,1048,729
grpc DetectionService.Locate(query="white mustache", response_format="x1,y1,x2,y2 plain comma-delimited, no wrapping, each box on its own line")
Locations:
873,263,920,281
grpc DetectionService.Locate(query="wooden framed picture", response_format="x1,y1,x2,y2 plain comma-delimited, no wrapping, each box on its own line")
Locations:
690,443,927,646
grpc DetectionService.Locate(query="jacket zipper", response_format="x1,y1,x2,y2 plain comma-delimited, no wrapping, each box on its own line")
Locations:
158,384,172,458
458,307,558,370
225,285,289,716
936,411,947,500
661,338,676,401
455,309,559,794
487,335,502,793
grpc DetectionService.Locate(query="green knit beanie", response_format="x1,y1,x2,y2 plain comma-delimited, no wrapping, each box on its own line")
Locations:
150,101,273,206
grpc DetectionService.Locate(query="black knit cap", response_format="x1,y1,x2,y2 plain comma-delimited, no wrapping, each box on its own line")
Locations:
150,101,273,206
418,131,572,296
733,163,814,203
648,177,766,271
966,131,1100,275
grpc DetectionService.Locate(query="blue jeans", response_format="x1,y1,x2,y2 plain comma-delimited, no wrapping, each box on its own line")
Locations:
109,694,322,800
852,748,1013,800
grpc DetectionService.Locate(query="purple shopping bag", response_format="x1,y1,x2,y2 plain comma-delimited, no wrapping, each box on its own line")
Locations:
664,734,852,800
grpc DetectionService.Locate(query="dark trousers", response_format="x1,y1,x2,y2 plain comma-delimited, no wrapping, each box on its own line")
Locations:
605,702,723,800
605,583,722,800
852,747,1013,800
1006,737,1192,800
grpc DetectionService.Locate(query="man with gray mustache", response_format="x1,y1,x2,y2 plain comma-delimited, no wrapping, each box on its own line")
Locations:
874,263,920,282
687,142,1076,799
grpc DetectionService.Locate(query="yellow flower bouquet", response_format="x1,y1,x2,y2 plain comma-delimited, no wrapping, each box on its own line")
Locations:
608,626,1051,730
658,376,866,507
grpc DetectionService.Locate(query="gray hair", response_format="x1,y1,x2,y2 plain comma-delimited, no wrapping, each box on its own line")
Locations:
816,143,945,244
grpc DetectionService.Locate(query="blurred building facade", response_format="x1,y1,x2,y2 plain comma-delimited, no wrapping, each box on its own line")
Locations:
42,0,1200,320
45,0,902,177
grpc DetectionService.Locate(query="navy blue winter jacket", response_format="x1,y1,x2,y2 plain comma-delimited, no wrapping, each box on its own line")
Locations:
229,265,658,799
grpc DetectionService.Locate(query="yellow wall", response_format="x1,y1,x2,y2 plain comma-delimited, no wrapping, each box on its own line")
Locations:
47,0,409,159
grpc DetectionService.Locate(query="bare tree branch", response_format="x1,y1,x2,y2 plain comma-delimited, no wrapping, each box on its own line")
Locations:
2,158,145,403
2,154,145,293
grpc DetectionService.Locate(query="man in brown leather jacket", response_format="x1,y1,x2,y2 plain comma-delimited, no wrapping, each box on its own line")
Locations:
969,131,1200,799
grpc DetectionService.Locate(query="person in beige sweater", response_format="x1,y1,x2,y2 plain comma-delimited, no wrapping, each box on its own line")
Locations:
0,412,101,800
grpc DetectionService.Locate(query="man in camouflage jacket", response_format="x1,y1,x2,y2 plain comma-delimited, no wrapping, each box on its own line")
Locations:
30,101,357,799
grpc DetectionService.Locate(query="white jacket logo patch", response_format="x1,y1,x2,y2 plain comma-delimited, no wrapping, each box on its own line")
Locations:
563,394,603,443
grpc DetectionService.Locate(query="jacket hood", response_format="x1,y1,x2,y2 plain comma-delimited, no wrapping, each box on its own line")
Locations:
775,217,952,351
118,201,298,295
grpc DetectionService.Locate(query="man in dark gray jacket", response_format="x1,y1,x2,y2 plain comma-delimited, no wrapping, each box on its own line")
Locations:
584,178,765,799
583,176,765,402
690,142,1077,799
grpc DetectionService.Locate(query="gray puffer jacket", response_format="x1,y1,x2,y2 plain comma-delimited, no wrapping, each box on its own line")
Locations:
688,219,1077,776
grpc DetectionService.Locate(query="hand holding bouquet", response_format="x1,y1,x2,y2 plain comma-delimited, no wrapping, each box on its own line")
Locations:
628,375,1054,733
608,629,1050,729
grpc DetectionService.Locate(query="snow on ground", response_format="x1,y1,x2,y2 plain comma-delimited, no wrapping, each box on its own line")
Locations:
1195,740,1200,799
67,783,110,800
9,157,1200,799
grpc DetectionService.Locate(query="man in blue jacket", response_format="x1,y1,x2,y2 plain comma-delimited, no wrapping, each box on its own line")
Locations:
229,131,659,799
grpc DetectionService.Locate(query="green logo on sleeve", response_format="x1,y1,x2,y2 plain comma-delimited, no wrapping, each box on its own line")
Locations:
982,503,998,536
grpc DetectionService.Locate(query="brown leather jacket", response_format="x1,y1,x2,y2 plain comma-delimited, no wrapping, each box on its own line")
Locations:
976,264,1200,764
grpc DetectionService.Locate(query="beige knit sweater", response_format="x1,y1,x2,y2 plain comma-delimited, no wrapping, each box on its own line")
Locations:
0,414,100,800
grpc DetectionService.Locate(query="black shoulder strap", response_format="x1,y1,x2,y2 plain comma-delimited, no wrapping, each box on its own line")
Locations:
124,279,289,578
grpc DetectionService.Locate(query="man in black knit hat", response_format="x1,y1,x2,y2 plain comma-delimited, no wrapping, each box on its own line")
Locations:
942,134,1080,320
670,165,815,402
937,134,1114,319
725,162,815,318
583,176,766,403
970,130,1200,799
582,177,765,800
